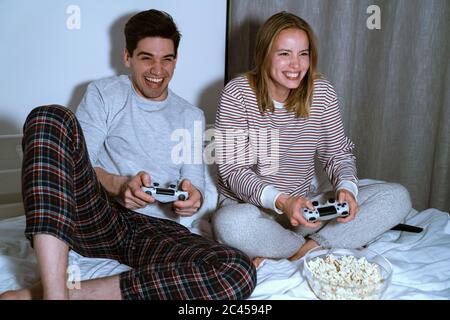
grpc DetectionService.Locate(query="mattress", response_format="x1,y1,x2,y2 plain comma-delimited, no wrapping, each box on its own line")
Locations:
1,206,449,300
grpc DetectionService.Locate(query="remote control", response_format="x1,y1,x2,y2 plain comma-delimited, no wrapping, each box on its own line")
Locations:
391,224,423,233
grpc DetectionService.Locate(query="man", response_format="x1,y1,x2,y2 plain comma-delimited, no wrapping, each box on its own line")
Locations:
0,9,256,300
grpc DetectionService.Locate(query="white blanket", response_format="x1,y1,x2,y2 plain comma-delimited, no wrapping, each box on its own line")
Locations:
1,207,449,299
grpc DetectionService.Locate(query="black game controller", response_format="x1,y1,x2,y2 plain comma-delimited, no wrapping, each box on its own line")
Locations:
142,182,188,203
303,198,350,222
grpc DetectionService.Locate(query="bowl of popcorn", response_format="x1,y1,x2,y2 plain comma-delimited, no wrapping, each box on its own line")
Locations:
303,247,392,300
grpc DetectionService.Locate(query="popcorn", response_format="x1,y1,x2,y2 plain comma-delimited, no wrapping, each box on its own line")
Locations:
306,254,384,300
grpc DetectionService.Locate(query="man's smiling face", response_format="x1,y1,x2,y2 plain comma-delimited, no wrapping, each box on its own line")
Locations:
124,37,177,101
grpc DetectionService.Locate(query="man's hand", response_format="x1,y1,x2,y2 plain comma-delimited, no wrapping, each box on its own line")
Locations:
173,179,203,217
119,171,156,210
335,189,359,223
276,194,322,229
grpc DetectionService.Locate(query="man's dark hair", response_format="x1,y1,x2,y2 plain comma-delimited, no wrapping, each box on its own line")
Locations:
124,9,181,57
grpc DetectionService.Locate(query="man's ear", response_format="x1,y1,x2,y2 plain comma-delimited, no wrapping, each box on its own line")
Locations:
123,49,131,68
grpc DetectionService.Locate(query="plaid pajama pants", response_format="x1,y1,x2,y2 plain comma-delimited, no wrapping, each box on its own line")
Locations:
21,105,256,300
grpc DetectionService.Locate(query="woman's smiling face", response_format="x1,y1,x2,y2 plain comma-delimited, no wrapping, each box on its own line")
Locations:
267,28,310,102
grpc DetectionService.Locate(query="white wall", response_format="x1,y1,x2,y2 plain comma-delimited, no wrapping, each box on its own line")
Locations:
0,0,227,134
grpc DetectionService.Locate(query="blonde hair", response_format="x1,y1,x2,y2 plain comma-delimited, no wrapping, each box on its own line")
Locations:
246,12,320,118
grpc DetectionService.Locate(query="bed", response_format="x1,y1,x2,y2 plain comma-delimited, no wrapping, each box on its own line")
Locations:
1,169,449,300
1,134,449,299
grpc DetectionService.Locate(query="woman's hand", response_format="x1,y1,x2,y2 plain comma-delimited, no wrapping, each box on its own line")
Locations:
335,189,359,223
276,194,322,228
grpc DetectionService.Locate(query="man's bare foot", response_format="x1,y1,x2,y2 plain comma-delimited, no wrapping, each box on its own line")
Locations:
0,282,42,300
288,239,319,261
0,289,32,300
252,257,266,268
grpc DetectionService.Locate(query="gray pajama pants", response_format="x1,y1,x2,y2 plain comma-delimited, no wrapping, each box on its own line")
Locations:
212,182,412,259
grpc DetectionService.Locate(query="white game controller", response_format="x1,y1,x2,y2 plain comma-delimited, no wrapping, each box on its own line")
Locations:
303,198,349,222
142,182,189,203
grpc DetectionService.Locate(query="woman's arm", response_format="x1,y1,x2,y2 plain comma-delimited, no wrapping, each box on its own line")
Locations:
215,81,270,207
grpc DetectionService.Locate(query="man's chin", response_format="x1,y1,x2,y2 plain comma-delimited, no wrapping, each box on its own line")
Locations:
142,90,168,101
140,84,169,101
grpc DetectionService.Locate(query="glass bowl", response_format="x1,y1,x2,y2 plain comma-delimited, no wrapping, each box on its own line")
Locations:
303,246,392,300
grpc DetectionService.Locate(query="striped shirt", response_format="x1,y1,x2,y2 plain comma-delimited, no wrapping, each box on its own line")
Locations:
215,75,358,208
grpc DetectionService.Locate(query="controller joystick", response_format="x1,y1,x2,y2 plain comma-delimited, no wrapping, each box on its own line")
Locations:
303,198,349,222
142,182,189,203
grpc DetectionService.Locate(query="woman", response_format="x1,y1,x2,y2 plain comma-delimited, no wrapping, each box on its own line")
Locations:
213,12,411,266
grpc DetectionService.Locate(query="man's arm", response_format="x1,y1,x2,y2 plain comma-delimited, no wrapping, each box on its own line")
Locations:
215,83,270,207
75,82,108,166
94,167,128,197
75,82,154,209
178,109,206,209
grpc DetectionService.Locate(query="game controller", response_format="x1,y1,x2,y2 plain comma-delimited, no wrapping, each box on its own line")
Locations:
142,182,189,203
303,198,349,222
